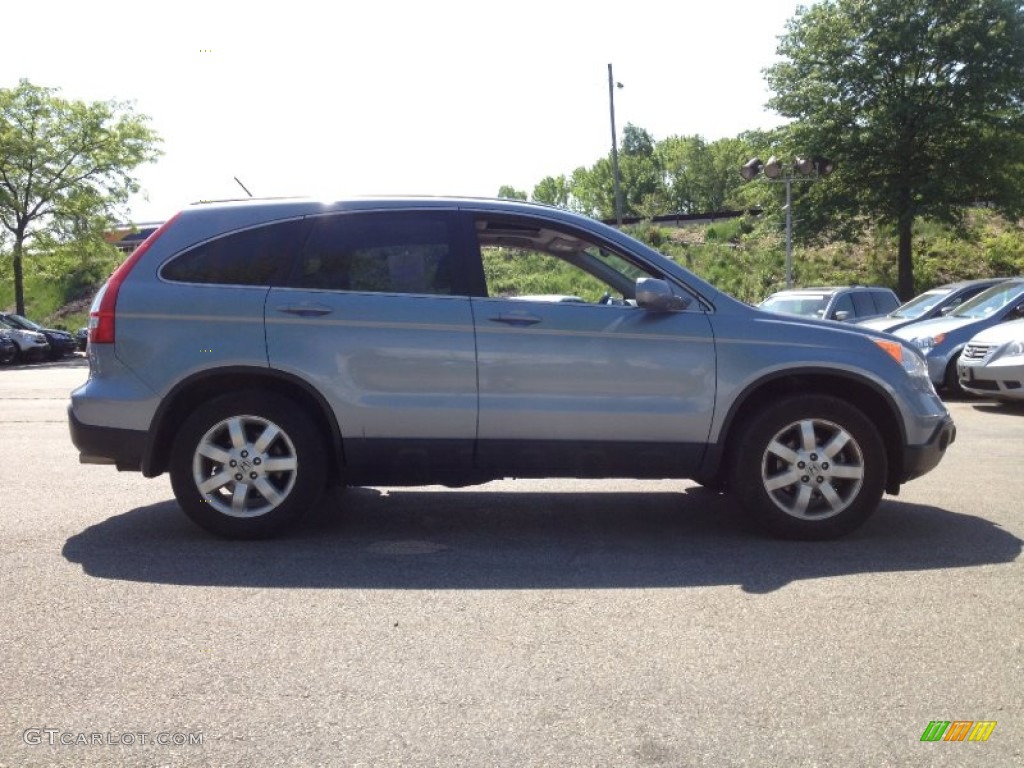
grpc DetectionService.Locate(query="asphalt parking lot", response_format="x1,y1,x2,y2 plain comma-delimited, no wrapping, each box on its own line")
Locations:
1,358,1021,767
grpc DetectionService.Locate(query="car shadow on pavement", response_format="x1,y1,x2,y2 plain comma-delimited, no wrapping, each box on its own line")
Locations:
2,353,88,371
970,401,1024,417
62,486,1022,594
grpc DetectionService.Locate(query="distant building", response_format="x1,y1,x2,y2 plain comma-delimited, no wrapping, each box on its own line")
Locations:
104,224,162,253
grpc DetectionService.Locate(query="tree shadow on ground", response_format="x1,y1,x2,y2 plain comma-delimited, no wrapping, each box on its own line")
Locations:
63,485,1021,594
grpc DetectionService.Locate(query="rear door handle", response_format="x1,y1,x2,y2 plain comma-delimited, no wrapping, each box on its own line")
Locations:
276,305,333,317
489,313,542,327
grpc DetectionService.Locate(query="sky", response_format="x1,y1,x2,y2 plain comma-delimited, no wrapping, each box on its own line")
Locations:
2,0,803,224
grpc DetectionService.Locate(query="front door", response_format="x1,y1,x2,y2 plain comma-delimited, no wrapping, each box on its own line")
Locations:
467,213,716,477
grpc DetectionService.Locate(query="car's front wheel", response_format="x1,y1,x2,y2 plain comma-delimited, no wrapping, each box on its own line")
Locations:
170,392,326,538
731,395,886,539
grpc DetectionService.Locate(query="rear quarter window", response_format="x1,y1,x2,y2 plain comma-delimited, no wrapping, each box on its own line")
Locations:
161,219,308,286
873,291,899,314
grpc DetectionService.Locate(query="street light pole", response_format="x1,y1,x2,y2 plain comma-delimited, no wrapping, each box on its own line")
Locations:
784,176,793,288
608,63,623,226
740,156,834,289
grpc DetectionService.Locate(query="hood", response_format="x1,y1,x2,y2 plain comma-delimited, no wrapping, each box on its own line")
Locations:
858,316,907,332
964,318,1024,346
891,314,979,340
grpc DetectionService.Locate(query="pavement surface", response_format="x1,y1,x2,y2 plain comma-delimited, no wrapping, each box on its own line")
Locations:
0,356,1021,767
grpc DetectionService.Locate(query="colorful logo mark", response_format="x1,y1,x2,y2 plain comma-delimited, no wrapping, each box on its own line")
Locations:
920,721,996,742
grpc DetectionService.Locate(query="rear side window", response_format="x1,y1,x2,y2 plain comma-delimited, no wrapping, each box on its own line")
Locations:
162,219,308,286
290,211,454,295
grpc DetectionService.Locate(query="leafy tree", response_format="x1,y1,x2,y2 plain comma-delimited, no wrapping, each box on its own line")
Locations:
620,124,656,157
0,79,161,314
531,175,571,208
765,0,1024,298
496,185,527,200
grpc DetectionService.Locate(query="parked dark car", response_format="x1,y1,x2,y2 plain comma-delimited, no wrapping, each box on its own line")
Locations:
857,278,1009,334
0,329,16,364
0,313,77,358
75,327,88,352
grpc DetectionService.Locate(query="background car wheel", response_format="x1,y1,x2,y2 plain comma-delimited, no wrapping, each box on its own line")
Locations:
943,353,965,397
731,395,886,540
170,392,327,538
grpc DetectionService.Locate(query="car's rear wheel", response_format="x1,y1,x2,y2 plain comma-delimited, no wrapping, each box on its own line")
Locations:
731,395,886,539
170,392,326,538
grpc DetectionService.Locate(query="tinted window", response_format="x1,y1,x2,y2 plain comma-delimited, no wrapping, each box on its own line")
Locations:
872,291,899,314
851,292,876,316
293,212,454,295
162,219,307,285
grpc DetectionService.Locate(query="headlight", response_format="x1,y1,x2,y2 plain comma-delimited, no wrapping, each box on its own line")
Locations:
874,338,930,380
910,332,945,353
1005,340,1024,357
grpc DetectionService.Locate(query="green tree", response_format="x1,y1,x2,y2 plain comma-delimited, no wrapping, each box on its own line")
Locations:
0,80,161,314
496,185,527,200
765,0,1024,298
531,175,571,208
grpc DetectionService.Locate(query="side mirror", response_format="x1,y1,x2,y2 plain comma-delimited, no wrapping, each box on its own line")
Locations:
833,310,851,322
635,278,689,312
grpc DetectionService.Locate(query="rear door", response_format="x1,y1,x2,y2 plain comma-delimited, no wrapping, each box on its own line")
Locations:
265,209,478,482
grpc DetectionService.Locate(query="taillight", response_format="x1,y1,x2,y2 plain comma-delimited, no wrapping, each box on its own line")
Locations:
89,212,181,344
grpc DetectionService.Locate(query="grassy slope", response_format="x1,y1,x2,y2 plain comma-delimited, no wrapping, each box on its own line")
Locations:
1,209,1021,324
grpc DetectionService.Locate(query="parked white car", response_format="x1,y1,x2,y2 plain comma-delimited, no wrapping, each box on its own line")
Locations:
957,318,1024,402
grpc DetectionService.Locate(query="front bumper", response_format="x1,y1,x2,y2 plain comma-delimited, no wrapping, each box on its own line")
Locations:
901,415,956,483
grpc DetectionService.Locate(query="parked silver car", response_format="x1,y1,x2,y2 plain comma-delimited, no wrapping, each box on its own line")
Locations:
957,318,1024,402
758,285,900,323
68,197,954,540
0,318,50,362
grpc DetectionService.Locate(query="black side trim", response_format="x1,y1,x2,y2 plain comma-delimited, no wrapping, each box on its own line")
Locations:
476,439,703,480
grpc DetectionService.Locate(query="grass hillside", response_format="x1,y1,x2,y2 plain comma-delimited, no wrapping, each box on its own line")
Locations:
2,208,1022,325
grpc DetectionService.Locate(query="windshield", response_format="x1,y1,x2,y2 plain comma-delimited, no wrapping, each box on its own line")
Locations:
952,282,1024,319
891,289,948,318
758,293,829,318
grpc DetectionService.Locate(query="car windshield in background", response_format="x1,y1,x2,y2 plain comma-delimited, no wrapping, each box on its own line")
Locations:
891,289,949,318
758,294,829,318
953,281,1024,319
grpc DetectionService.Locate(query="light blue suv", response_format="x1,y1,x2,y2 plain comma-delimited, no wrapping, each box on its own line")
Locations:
69,197,955,540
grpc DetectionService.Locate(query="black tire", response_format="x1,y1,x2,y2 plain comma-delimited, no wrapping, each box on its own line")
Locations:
943,353,965,398
730,395,886,540
170,391,327,538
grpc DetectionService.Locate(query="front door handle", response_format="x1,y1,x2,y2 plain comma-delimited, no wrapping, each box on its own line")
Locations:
489,313,542,327
276,305,333,317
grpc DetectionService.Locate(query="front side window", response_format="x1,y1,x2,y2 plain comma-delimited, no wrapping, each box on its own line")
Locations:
291,212,454,295
162,219,307,286
831,293,855,319
474,217,658,304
